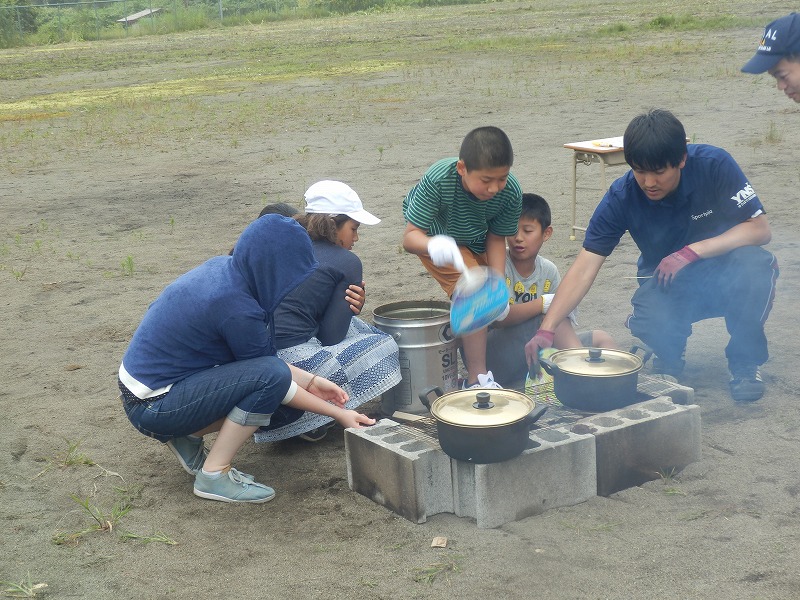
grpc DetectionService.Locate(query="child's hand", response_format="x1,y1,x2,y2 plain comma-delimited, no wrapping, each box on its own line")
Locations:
336,410,376,430
308,376,349,408
345,281,366,315
427,235,466,271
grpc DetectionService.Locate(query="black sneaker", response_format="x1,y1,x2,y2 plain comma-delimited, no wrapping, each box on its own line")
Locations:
729,365,764,402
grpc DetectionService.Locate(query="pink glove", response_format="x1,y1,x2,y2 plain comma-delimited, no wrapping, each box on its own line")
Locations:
524,328,555,376
655,246,700,287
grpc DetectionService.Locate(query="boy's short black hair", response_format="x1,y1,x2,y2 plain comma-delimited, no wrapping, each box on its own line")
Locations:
459,126,514,171
259,202,299,218
623,109,687,171
520,193,551,230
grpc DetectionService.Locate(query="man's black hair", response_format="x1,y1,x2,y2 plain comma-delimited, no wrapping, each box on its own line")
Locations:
623,109,687,171
459,126,514,171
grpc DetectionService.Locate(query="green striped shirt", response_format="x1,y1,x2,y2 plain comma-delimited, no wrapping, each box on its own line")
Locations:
402,158,522,254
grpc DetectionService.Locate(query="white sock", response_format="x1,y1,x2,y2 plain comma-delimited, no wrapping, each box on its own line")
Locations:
201,468,223,477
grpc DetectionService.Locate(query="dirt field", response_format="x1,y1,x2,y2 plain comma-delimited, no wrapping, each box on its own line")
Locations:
2,1,800,598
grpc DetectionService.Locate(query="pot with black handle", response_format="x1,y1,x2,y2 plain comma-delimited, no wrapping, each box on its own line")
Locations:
419,387,547,464
539,347,643,412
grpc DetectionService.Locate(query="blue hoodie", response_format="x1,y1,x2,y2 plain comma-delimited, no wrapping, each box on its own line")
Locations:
120,215,317,398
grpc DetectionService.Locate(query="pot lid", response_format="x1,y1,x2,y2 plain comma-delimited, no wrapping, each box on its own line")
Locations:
431,389,534,427
547,347,642,377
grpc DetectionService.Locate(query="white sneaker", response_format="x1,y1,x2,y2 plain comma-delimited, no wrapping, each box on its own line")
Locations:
462,371,503,390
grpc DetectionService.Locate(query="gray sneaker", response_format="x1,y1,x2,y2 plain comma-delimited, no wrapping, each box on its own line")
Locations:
194,468,276,503
166,436,207,475
729,365,764,402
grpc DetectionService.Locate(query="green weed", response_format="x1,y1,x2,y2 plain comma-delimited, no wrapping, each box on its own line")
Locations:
121,255,135,276
412,556,462,584
119,530,178,545
0,573,48,598
765,121,783,144
52,488,135,546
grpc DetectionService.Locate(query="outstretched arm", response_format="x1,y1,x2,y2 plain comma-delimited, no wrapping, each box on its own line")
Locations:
525,249,606,368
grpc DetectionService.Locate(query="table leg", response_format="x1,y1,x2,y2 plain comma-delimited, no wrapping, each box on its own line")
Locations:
570,153,578,241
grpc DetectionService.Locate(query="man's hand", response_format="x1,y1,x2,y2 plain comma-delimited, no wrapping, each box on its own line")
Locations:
524,328,555,376
427,235,466,272
655,246,700,287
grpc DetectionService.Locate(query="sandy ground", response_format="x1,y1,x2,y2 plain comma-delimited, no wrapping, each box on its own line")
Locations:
2,1,800,598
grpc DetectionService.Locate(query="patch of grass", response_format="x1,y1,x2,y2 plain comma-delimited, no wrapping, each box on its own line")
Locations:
765,121,783,144
0,573,48,598
120,255,135,276
52,487,135,546
119,530,178,545
412,556,462,583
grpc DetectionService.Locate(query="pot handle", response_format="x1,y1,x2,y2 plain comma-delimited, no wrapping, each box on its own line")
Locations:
418,386,444,410
524,403,548,430
539,357,559,376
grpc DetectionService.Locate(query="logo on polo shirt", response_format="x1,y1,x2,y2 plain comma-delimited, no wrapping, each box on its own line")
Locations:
731,183,756,208
692,209,713,221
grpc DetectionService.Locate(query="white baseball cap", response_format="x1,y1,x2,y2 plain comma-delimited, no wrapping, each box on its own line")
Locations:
303,180,380,225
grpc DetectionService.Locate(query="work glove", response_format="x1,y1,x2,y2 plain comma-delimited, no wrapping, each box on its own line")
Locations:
524,328,555,377
427,235,466,272
541,293,555,314
655,246,700,287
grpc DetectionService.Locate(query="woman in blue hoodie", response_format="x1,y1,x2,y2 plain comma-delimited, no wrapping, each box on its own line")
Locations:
118,214,375,504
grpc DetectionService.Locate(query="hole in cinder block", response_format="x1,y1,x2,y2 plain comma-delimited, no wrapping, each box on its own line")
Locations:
642,401,677,413
571,424,597,435
534,429,570,442
617,409,647,420
400,441,430,452
383,434,414,444
587,416,624,427
525,438,542,450
362,425,398,436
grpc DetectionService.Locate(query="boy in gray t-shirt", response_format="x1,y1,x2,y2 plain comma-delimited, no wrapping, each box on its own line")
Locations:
486,193,614,388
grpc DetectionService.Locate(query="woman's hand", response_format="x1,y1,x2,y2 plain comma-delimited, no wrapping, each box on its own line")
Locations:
345,281,366,315
335,410,376,429
308,375,349,408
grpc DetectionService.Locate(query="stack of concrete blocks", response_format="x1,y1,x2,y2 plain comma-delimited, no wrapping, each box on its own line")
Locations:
345,378,701,529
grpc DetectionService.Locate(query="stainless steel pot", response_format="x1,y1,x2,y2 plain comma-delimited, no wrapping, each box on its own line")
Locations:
419,387,547,463
539,347,643,412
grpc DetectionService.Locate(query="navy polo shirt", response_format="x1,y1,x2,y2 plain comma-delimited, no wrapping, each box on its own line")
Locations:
584,144,765,274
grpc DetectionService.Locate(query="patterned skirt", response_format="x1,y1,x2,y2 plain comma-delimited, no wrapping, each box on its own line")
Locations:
253,318,401,443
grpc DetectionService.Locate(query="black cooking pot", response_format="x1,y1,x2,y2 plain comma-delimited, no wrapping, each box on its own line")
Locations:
419,387,547,464
539,347,643,412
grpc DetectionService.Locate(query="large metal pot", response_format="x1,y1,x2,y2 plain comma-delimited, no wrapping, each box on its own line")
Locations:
419,387,547,464
539,347,643,412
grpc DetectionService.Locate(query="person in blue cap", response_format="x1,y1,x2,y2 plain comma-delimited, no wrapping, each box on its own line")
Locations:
742,12,800,103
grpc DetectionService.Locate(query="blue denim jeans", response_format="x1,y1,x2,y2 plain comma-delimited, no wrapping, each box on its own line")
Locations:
120,356,292,442
627,246,779,373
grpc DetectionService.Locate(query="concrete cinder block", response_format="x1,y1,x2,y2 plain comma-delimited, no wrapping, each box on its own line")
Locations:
638,373,695,405
573,397,702,496
453,428,597,529
345,419,452,523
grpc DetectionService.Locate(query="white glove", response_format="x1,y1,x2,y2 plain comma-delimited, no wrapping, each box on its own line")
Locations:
427,235,466,272
541,293,578,326
493,303,511,323
541,293,554,314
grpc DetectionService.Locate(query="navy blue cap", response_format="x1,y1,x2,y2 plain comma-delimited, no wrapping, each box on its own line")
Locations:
742,13,800,74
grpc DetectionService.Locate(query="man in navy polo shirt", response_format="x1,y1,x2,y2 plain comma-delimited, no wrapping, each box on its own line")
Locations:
525,109,779,402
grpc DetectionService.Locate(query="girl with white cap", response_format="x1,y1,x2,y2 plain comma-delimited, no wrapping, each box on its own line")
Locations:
253,181,401,443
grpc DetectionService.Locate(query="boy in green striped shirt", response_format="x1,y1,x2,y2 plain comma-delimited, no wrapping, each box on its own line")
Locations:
402,126,522,389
